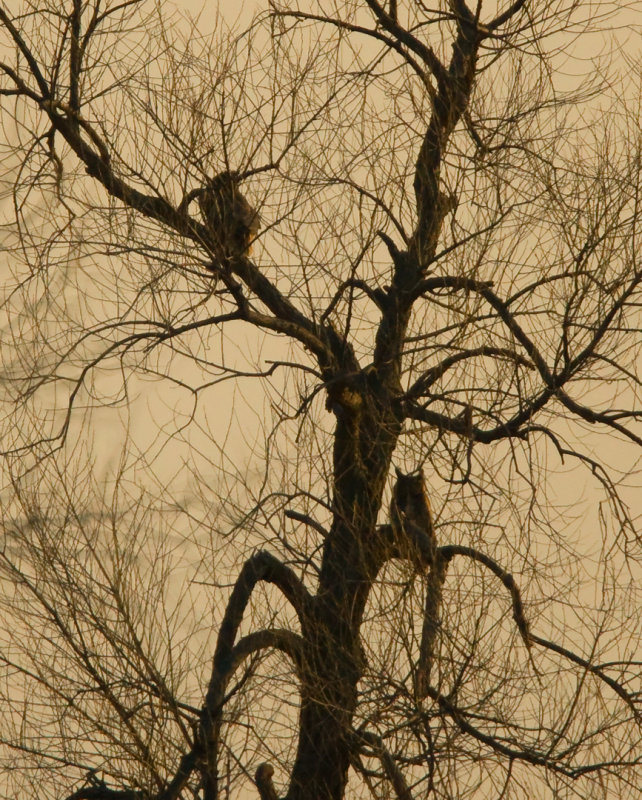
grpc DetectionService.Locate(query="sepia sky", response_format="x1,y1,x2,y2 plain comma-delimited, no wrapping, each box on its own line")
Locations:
0,2,641,798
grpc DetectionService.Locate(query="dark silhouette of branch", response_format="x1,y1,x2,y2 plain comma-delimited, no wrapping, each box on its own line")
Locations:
406,346,535,400
199,554,309,800
67,789,145,800
530,634,641,724
440,544,531,648
421,684,577,776
285,509,330,540
417,552,450,697
353,729,413,800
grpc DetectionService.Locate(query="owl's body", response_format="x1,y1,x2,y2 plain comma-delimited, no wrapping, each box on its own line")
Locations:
390,468,436,569
198,171,260,261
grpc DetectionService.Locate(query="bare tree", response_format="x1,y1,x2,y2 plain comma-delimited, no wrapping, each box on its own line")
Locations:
0,1,641,799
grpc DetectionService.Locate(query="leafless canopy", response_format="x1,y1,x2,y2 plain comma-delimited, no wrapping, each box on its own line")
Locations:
0,2,641,800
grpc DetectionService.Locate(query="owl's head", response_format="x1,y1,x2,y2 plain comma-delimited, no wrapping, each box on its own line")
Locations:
393,467,425,500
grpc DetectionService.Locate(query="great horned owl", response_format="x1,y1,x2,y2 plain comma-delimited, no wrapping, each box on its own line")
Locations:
198,171,260,262
390,467,436,569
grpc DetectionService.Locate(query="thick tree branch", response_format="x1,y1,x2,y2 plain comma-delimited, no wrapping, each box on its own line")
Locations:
487,0,528,32
410,4,481,265
69,0,82,113
440,544,531,648
354,729,414,800
206,552,310,682
362,0,450,88
285,509,330,540
374,523,435,572
417,552,450,696
530,634,641,725
417,276,554,383
406,346,535,399
372,13,482,381
421,685,576,776
403,386,553,443
269,7,432,90
67,789,144,800
0,8,50,96
199,553,310,800
406,274,642,446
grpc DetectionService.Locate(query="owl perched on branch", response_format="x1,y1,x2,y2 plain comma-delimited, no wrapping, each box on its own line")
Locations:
198,171,261,262
390,467,436,570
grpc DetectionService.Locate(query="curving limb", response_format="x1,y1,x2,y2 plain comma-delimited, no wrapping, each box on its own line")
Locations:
406,271,642,448
156,628,303,800
352,729,414,800
421,684,577,776
529,633,641,725
198,553,310,800
372,534,533,696
405,346,535,401
285,509,330,540
435,545,642,723
431,544,639,725
439,544,532,648
487,0,528,31
413,276,554,385
422,660,639,779
207,551,311,665
403,387,547,444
